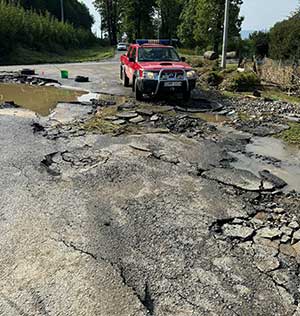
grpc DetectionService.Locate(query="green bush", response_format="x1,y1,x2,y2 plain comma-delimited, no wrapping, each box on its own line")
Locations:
207,71,224,86
0,1,96,59
224,71,261,92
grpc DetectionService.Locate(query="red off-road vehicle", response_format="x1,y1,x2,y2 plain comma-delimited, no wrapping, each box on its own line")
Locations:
120,40,197,100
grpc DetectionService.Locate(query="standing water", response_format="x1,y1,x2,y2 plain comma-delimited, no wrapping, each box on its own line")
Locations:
231,136,300,192
0,83,88,116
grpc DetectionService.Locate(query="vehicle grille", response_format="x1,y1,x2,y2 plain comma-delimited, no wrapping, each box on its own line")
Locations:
160,70,185,80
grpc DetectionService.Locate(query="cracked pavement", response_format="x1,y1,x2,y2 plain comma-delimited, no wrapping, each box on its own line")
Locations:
1,102,300,315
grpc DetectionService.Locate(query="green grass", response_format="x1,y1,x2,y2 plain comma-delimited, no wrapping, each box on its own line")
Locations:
262,90,300,104
277,123,300,144
2,46,115,65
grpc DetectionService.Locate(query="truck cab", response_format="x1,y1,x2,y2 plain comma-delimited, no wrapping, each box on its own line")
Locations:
120,40,197,100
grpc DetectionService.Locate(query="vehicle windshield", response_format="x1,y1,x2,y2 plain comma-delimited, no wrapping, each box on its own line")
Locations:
138,47,180,62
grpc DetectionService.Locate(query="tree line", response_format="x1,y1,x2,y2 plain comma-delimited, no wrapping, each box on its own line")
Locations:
5,0,94,30
94,0,243,52
242,8,300,62
0,1,97,60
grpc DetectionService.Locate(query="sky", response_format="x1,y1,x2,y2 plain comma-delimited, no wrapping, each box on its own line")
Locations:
82,0,299,36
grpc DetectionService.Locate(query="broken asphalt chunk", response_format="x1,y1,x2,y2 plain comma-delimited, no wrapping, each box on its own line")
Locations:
203,168,275,191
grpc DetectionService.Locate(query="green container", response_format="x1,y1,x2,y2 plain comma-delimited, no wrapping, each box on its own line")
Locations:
60,70,69,79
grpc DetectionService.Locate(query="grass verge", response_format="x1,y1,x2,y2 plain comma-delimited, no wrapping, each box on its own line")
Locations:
277,123,300,144
2,46,115,65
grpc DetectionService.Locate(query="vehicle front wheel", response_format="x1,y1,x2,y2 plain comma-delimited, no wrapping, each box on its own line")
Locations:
123,68,129,87
134,80,143,101
120,65,123,80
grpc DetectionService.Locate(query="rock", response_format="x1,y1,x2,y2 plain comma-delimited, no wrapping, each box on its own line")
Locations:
112,119,126,125
255,257,280,273
292,241,300,257
152,106,174,113
129,115,144,124
223,224,254,239
280,244,296,257
253,236,280,250
280,226,293,236
259,170,287,189
136,109,154,116
118,102,135,110
254,244,278,257
105,116,118,121
203,168,275,191
271,270,290,286
273,207,285,214
277,286,296,307
257,227,282,239
150,114,159,122
288,221,300,230
116,112,138,119
281,235,291,244
293,230,300,241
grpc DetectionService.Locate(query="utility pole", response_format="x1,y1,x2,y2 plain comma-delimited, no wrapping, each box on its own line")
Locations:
60,0,64,23
221,0,230,68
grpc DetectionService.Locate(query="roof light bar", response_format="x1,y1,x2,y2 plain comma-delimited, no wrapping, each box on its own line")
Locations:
136,39,171,45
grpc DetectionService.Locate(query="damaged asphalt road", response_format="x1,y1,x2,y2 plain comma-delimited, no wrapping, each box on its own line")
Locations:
1,96,300,315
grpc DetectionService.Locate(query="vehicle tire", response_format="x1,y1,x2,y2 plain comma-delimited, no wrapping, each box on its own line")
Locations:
134,80,143,101
183,90,191,101
120,65,123,80
123,68,129,87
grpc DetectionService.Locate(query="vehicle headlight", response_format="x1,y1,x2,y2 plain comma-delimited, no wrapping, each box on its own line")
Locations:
186,70,197,79
143,71,158,80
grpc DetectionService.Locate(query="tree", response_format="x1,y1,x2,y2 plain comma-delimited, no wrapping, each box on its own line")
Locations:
156,0,183,39
178,0,243,52
269,11,300,61
249,31,269,58
6,0,94,30
121,0,156,42
94,0,121,45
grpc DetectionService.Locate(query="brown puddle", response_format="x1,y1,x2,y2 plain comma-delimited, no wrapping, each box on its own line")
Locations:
0,83,88,116
231,137,300,192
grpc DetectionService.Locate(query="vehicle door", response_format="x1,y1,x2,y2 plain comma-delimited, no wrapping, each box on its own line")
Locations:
127,47,136,81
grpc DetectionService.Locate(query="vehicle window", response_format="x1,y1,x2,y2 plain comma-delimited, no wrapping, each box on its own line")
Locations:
127,46,132,57
138,47,180,62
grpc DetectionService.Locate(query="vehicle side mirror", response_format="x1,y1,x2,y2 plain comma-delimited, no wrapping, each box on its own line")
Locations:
129,57,135,62
181,56,186,62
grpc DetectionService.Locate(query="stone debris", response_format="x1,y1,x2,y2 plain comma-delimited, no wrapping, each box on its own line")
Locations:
279,244,296,257
293,230,300,241
116,111,138,119
136,109,154,116
281,235,291,244
292,241,300,257
203,168,275,191
257,227,282,239
150,114,159,122
259,170,287,189
255,257,280,273
112,119,126,125
289,221,300,230
105,116,118,121
223,224,254,240
129,115,144,124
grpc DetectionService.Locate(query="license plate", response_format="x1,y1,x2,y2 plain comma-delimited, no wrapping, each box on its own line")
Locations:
164,82,182,87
